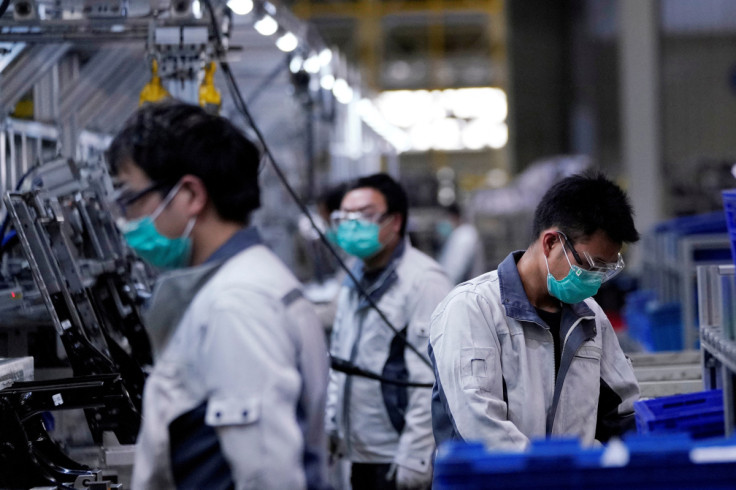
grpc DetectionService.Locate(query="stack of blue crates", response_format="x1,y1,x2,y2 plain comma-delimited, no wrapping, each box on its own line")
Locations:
434,433,736,489
634,389,724,440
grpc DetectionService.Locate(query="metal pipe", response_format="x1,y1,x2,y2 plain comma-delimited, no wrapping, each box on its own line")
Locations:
8,126,16,191
0,127,6,194
21,132,28,177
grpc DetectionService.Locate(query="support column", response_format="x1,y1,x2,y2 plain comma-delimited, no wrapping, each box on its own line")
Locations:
620,0,662,270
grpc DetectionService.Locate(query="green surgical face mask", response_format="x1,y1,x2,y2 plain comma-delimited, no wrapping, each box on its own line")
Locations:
335,220,383,259
120,183,195,270
543,242,603,304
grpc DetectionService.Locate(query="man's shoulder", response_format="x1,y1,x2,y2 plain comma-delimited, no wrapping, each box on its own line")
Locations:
399,244,446,276
441,271,501,306
205,244,302,298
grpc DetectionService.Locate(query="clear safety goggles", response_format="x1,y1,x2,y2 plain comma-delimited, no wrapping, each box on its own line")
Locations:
110,181,171,220
559,232,625,283
330,209,390,228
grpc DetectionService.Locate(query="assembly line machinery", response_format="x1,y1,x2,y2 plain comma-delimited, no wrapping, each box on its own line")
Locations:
0,156,154,489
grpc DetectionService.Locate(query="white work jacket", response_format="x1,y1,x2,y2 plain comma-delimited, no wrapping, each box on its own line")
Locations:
132,228,329,489
326,241,453,474
429,251,640,451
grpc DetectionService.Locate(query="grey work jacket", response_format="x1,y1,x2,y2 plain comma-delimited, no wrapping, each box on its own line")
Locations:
326,241,453,473
132,228,329,489
429,251,640,450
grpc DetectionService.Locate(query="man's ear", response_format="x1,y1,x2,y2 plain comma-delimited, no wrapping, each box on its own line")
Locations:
541,229,560,257
390,213,403,236
178,174,208,216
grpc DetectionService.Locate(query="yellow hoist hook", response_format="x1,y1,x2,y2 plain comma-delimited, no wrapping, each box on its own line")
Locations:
199,61,222,113
139,59,170,106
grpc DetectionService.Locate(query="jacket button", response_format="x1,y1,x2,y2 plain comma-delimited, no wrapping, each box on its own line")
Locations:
242,410,249,418
216,411,222,418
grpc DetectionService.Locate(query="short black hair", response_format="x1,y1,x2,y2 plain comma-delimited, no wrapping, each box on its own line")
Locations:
107,100,261,223
444,203,461,218
320,182,349,214
531,172,639,245
349,173,408,237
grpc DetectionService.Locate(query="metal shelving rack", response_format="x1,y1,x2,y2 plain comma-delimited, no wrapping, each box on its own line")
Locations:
697,263,736,436
642,226,731,350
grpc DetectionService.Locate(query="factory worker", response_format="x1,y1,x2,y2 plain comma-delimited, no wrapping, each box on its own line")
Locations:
430,172,640,451
326,173,452,490
107,100,329,489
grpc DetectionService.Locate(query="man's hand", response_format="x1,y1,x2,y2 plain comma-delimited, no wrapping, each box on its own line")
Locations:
390,462,432,490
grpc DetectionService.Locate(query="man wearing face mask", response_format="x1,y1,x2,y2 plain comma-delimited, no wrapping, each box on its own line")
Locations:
325,173,452,490
107,100,329,489
429,172,640,451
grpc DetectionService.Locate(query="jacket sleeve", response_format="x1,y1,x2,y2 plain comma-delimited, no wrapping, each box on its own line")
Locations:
198,291,310,489
596,312,640,441
429,289,529,451
288,294,331,489
325,289,347,438
394,268,453,473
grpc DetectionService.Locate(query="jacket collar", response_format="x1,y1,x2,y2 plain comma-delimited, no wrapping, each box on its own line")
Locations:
146,226,261,357
497,250,595,324
204,226,262,264
344,239,407,309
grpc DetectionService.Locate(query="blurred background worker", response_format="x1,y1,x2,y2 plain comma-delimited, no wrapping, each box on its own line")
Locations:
430,172,640,451
107,100,329,489
326,173,452,490
436,203,486,285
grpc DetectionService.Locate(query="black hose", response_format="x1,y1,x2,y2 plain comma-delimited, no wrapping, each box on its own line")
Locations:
331,357,432,388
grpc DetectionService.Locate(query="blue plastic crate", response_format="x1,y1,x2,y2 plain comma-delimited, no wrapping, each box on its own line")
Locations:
434,434,736,489
723,189,736,267
653,211,727,236
634,389,724,440
623,291,682,351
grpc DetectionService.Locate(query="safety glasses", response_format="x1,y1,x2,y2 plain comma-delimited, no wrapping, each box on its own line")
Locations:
111,181,171,219
558,232,625,283
330,209,390,228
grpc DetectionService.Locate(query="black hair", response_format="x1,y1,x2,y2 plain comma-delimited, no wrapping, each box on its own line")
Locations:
349,173,409,237
107,100,261,224
444,202,461,218
320,182,349,214
531,171,639,245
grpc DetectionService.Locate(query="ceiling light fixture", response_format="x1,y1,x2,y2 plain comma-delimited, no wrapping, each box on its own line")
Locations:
226,0,253,15
276,31,298,52
254,14,278,36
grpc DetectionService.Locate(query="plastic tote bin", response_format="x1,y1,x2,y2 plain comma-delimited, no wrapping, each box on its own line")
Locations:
623,291,682,351
722,189,736,266
433,433,736,489
634,389,724,439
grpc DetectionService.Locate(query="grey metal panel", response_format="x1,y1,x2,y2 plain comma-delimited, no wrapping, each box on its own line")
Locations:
0,43,72,113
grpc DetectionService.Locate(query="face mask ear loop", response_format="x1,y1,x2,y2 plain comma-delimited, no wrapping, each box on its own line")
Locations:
557,232,575,270
182,216,196,239
150,181,184,222
543,251,552,275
